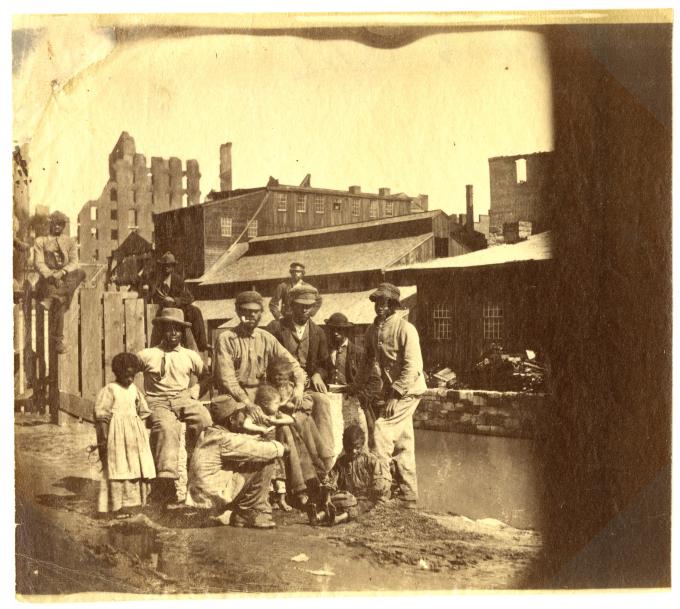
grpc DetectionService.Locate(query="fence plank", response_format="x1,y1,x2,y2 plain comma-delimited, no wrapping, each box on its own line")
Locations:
14,304,25,396
23,295,34,394
58,393,95,423
104,292,125,384
81,287,104,402
35,305,46,412
146,303,158,346
57,294,80,398
125,298,146,392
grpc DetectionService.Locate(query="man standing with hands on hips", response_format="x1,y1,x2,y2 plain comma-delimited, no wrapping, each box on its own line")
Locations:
352,283,426,509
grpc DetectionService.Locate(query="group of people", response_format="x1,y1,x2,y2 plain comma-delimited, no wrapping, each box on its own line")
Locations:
34,212,428,529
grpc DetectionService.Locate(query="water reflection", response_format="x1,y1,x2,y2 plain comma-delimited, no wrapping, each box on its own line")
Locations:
415,429,543,529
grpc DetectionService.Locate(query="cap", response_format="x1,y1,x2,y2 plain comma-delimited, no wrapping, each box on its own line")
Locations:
369,282,402,306
289,262,305,271
290,285,318,305
158,252,177,265
324,312,354,328
210,395,245,425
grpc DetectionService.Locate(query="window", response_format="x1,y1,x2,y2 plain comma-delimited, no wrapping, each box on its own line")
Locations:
111,229,118,241
247,219,258,237
483,301,504,340
315,195,324,213
220,216,232,237
432,303,452,340
352,199,360,216
385,200,394,217
127,209,138,229
369,200,379,218
110,188,117,202
332,198,343,212
90,206,97,221
515,158,527,184
90,227,98,240
296,194,307,213
110,209,117,221
277,193,288,212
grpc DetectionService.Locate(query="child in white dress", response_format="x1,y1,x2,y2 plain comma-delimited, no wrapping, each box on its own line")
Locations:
94,352,156,518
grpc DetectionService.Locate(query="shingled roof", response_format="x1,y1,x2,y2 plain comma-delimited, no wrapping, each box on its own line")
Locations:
196,233,432,286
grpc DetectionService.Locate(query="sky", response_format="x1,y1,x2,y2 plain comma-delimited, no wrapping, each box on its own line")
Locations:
12,16,553,225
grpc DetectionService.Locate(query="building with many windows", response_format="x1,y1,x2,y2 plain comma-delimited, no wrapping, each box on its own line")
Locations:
154,175,430,279
386,231,553,371
77,132,201,265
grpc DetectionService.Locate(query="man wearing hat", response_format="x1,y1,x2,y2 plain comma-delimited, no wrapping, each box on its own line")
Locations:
352,283,426,508
267,285,335,464
325,312,362,386
214,290,306,420
269,261,322,321
33,211,86,353
188,396,286,528
137,308,212,506
145,252,209,353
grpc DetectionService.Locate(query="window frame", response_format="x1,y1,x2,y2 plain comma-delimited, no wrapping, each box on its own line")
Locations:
277,193,288,212
483,300,504,340
432,302,452,341
296,194,307,213
247,219,258,238
369,199,379,219
315,195,324,214
220,216,233,237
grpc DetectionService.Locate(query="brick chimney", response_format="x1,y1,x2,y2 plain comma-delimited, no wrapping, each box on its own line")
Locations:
349,185,361,194
465,184,474,233
220,142,232,192
378,187,390,197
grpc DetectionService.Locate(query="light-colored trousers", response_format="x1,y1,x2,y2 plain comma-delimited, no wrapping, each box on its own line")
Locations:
373,395,421,501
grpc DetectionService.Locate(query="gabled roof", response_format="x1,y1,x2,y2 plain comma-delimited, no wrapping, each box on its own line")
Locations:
389,231,553,271
196,233,433,286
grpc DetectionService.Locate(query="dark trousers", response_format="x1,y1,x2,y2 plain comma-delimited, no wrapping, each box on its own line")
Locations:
230,460,275,517
36,269,86,339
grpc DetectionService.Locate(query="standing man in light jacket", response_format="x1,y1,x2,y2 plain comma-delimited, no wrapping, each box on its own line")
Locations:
353,282,426,508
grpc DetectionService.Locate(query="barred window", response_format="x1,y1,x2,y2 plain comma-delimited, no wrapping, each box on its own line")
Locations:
483,301,503,340
247,219,258,237
369,200,379,218
220,216,232,237
296,194,307,213
385,200,394,217
432,303,452,340
333,198,343,212
277,193,288,212
315,195,324,213
352,199,360,216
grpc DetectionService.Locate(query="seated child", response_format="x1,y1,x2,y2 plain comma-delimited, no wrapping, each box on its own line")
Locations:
307,424,391,526
266,358,334,507
243,384,295,511
93,352,156,518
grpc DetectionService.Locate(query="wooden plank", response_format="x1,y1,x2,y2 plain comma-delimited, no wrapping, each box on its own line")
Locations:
125,298,146,392
103,292,125,384
58,392,95,423
14,304,25,395
48,311,59,424
80,287,104,402
35,305,46,412
23,295,34,393
57,293,80,397
146,303,159,347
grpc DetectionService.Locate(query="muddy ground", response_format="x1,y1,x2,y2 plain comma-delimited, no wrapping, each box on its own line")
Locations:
14,413,543,598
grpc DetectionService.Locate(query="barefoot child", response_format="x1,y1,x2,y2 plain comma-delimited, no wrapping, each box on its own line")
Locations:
94,352,156,518
308,424,390,526
243,384,295,511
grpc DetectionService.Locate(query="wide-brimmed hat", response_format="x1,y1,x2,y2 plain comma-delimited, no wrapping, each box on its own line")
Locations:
152,307,192,327
158,252,177,265
290,285,318,305
235,290,264,311
324,312,354,328
210,395,244,425
369,282,403,306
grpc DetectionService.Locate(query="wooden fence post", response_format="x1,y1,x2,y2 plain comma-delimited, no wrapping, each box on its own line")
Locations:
103,292,125,385
35,305,46,414
80,286,104,405
55,294,80,425
125,298,146,392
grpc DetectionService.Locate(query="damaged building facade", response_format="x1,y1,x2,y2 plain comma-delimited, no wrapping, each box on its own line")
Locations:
77,132,201,264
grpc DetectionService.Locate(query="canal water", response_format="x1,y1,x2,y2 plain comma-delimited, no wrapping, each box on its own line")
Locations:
414,429,544,530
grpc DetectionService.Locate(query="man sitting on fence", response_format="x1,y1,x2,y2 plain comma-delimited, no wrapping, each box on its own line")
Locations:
137,308,212,507
33,211,86,353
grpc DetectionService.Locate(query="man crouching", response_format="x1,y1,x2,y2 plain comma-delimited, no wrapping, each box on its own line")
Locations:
188,396,286,529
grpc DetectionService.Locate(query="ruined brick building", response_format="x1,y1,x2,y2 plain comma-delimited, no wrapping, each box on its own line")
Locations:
77,132,201,264
487,151,553,233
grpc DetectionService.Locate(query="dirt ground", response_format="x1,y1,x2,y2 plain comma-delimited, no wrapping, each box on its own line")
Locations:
14,413,543,598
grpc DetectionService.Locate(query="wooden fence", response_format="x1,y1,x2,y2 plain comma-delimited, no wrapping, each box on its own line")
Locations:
13,277,170,424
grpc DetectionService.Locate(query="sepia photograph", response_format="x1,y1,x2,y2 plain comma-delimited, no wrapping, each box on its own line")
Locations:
8,8,672,600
